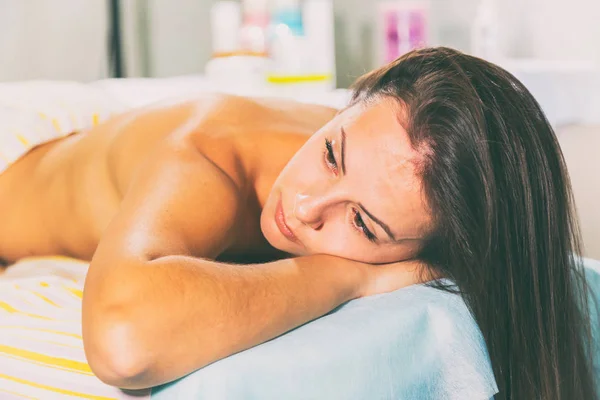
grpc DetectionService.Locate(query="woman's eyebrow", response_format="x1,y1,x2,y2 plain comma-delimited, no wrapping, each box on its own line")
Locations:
340,126,347,175
340,128,397,242
358,203,397,241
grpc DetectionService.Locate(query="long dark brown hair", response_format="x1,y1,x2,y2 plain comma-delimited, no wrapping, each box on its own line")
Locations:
351,47,597,399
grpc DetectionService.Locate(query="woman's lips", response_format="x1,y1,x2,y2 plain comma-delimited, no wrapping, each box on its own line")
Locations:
275,196,298,243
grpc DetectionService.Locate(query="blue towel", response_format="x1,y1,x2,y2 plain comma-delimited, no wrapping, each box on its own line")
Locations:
152,259,600,400
585,258,600,395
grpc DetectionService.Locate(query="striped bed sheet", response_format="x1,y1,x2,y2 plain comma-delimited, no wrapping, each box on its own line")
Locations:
0,81,125,175
0,257,151,400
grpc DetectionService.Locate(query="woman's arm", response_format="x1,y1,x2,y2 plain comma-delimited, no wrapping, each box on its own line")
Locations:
85,253,363,389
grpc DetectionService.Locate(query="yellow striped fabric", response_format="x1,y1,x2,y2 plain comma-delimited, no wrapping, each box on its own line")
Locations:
0,257,151,400
0,81,126,174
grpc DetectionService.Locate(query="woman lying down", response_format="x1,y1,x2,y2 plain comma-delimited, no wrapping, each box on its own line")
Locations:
0,47,596,399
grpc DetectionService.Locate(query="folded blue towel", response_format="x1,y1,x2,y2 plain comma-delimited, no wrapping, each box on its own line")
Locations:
152,259,600,400
585,258,600,395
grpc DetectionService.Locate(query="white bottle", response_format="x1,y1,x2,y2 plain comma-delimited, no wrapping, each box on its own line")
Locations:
210,1,242,56
268,0,307,77
303,0,336,89
207,1,268,92
471,0,501,61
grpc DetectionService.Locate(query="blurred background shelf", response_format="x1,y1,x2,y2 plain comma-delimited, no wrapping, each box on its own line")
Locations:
496,58,598,127
0,0,599,126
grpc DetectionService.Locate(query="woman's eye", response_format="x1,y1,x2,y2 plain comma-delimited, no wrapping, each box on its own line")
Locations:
324,139,338,173
352,208,376,243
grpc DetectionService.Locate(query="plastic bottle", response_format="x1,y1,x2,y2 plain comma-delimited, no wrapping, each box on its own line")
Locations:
268,0,336,92
206,1,268,92
240,0,270,54
210,1,242,57
267,0,306,78
303,0,336,89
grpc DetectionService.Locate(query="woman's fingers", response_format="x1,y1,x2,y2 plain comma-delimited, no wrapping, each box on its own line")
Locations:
360,259,428,298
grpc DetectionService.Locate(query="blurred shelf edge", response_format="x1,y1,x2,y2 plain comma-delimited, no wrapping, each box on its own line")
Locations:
491,58,599,127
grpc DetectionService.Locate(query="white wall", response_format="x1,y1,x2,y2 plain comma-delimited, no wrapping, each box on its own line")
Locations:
0,0,108,81
144,0,213,77
523,0,600,124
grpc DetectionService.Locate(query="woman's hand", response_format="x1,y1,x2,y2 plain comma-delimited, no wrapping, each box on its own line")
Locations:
357,259,431,298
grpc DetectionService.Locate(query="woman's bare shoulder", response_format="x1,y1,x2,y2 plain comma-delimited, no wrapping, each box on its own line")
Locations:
82,93,331,197
94,136,246,263
188,94,338,135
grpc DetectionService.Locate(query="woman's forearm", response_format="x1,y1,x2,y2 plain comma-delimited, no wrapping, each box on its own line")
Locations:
82,254,364,389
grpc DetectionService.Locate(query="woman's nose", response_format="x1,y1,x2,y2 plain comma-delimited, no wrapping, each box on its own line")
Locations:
293,193,325,230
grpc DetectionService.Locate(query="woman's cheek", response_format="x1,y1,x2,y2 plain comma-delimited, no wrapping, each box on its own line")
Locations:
317,230,362,259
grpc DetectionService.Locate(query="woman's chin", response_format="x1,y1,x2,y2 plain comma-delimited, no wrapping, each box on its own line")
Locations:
259,209,310,258
265,233,303,257
264,231,308,258
259,220,291,254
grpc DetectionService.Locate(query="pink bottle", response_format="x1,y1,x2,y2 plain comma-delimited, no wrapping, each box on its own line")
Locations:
385,11,400,63
378,1,429,65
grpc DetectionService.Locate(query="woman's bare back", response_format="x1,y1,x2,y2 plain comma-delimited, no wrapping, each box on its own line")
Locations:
0,94,337,264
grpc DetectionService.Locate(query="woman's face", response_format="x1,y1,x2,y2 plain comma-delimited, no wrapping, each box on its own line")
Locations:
260,98,433,264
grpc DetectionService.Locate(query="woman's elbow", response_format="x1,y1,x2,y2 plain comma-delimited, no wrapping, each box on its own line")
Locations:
83,315,153,389
83,268,155,388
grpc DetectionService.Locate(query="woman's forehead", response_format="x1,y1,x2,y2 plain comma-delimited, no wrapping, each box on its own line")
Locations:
338,100,432,239
342,99,413,152
341,99,419,180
